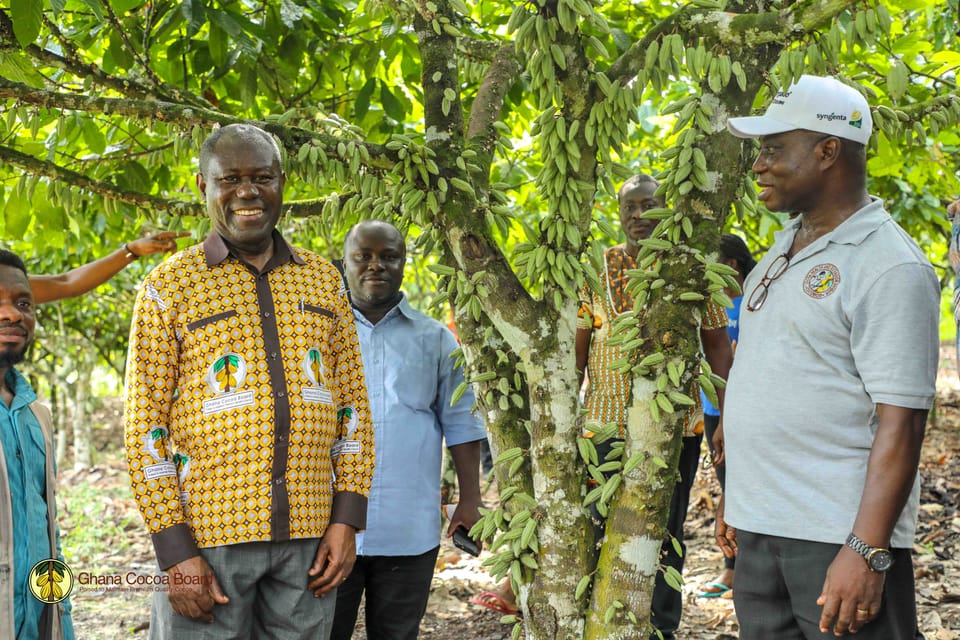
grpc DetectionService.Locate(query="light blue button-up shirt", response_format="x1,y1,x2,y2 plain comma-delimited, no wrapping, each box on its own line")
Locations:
0,368,74,640
352,295,485,556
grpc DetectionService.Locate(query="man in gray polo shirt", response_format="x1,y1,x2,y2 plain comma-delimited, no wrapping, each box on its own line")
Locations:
716,75,938,639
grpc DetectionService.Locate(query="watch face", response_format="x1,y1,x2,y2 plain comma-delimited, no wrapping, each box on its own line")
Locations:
869,549,894,572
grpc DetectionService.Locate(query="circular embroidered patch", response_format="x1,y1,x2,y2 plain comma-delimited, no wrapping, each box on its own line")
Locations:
803,264,841,298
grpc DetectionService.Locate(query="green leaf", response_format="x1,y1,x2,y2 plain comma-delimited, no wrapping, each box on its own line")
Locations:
279,0,306,28
207,9,263,58
208,23,228,68
10,0,44,47
239,64,258,107
0,52,46,87
111,0,147,12
119,161,152,193
354,78,375,120
380,81,406,122
610,29,631,54
381,16,398,37
181,0,206,38
4,185,31,239
81,118,106,155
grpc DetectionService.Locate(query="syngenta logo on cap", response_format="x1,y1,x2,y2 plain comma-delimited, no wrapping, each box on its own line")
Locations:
848,110,863,129
816,112,848,122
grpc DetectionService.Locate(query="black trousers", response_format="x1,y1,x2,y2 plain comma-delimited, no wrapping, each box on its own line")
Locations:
735,531,918,640
330,546,440,640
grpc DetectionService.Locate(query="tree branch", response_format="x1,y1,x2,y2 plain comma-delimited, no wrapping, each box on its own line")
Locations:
0,144,329,219
466,43,522,145
0,78,398,170
0,144,202,215
607,0,855,84
101,0,170,97
0,9,210,109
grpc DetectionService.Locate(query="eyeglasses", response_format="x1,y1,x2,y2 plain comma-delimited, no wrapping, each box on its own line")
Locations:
746,253,789,312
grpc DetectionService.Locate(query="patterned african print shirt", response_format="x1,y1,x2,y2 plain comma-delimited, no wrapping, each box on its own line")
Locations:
124,231,375,570
577,245,727,438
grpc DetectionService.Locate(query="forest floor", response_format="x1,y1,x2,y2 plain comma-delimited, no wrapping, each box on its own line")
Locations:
62,348,960,639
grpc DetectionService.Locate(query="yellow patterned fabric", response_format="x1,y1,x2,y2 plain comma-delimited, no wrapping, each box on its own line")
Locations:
578,245,727,438
124,233,374,567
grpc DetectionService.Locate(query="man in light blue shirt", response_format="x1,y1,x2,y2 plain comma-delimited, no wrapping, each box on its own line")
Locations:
0,249,74,640
331,220,485,640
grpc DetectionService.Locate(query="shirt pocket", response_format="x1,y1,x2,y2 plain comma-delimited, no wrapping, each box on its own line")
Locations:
386,336,438,412
182,310,240,357
287,303,336,392
186,310,239,332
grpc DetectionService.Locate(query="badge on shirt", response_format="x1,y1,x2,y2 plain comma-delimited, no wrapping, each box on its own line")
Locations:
203,353,255,414
338,406,360,439
803,264,841,299
142,427,178,478
331,439,362,457
301,348,333,405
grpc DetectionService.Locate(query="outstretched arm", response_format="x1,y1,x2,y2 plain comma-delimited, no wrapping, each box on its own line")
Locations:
30,231,188,303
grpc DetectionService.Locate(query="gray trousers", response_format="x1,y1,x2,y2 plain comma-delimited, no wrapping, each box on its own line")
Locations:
734,530,917,640
150,539,336,640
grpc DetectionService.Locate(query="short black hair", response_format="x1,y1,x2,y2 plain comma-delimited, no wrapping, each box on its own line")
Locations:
0,249,28,276
618,174,659,201
719,234,756,278
342,219,404,254
198,124,282,176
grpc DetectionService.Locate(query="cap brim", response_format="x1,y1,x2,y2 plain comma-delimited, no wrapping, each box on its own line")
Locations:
726,116,799,139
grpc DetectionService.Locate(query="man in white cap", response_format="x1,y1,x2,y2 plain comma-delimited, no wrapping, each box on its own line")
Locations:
715,75,938,639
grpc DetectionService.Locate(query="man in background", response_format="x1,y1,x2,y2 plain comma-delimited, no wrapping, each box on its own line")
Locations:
331,220,485,640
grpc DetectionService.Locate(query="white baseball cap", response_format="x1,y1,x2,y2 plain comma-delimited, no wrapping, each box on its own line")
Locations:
726,75,872,145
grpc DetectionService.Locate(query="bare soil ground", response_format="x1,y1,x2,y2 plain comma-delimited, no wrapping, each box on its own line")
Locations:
63,350,960,639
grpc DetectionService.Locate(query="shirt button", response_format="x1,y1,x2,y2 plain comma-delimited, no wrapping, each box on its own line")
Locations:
276,391,285,398
275,478,284,485
270,352,277,359
263,311,271,318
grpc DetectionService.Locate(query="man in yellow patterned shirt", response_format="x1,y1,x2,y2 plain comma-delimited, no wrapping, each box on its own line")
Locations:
576,174,732,640
124,124,375,639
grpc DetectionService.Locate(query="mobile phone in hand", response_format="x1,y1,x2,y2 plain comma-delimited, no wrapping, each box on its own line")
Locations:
452,525,480,556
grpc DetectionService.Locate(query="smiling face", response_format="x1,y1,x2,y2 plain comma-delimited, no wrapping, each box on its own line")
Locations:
343,221,406,321
197,129,286,259
618,180,662,248
0,264,35,369
751,130,832,214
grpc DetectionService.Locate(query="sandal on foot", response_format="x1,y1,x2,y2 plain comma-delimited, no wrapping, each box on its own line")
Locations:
697,582,732,598
469,591,519,615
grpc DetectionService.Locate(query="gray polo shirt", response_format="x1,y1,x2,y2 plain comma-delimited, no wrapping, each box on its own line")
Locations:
724,198,938,548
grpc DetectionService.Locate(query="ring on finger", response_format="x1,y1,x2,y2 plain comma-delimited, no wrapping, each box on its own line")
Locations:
856,607,870,617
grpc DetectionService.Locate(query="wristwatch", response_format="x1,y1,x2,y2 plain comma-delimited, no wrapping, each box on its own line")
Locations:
845,533,894,572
